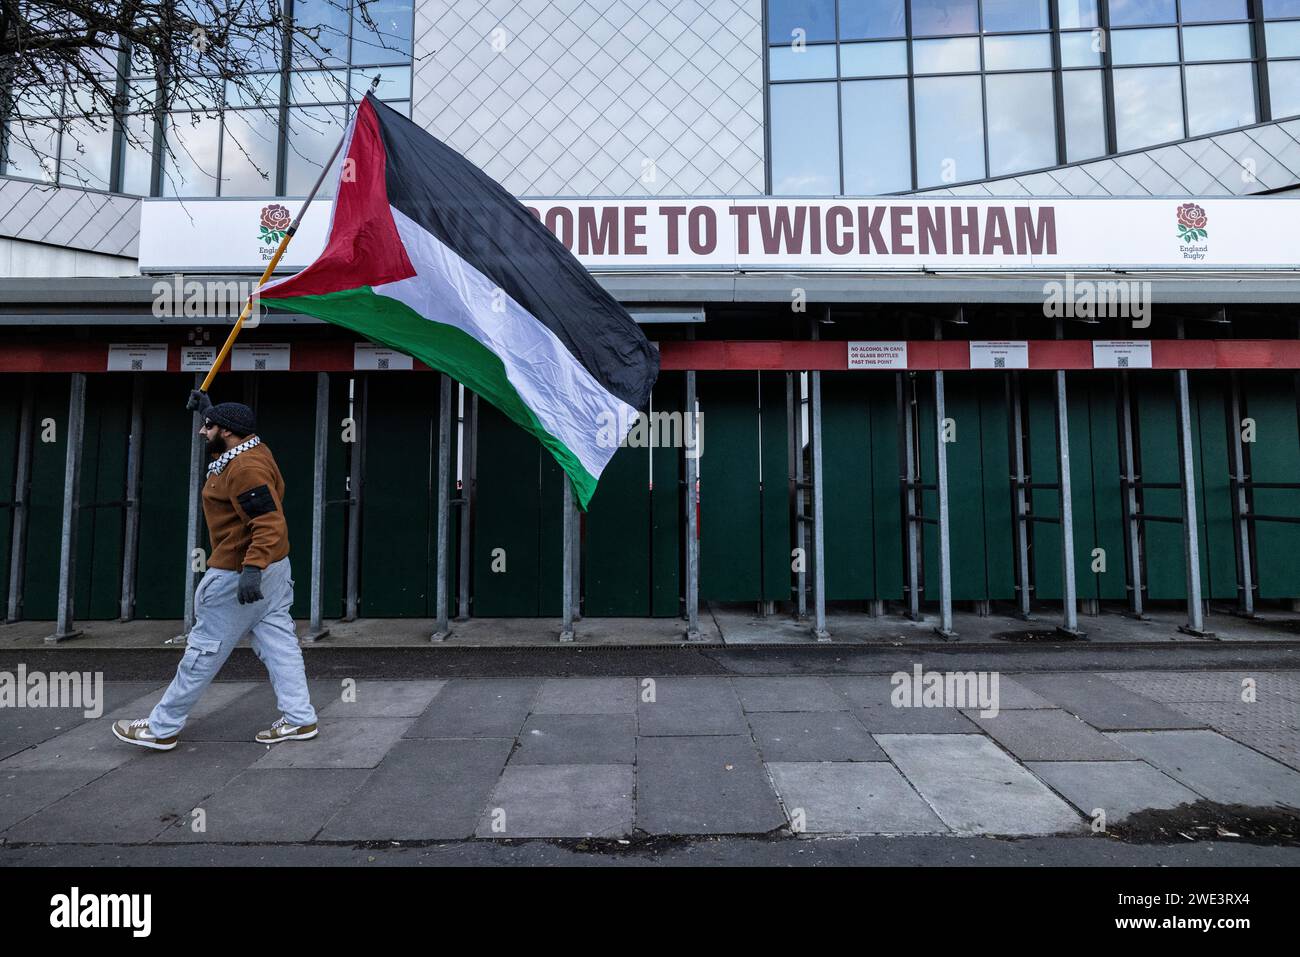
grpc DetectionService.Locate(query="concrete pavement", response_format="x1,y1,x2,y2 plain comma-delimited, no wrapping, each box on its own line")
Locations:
2,668,1298,856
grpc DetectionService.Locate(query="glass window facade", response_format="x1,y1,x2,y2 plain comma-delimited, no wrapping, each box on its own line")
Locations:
2,0,413,196
768,0,1291,193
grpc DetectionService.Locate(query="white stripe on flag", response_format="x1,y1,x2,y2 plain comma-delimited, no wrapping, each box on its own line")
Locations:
375,207,637,480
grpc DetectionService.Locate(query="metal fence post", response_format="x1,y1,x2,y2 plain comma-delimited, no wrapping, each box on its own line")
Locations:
457,389,475,620
6,377,34,623
933,368,955,639
344,375,366,622
49,373,86,642
684,370,701,640
1228,371,1256,617
118,376,145,621
1119,372,1146,619
432,373,452,641
1176,367,1213,637
1008,372,1033,619
1055,369,1083,638
810,368,829,641
560,474,576,642
307,372,330,641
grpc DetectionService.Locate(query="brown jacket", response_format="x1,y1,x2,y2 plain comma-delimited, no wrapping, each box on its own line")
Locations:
202,438,290,570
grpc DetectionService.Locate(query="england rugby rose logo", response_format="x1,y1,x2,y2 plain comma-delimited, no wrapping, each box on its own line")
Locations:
259,203,291,244
1176,203,1207,241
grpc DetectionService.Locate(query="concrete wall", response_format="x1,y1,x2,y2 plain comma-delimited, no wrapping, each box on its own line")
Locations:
0,237,138,278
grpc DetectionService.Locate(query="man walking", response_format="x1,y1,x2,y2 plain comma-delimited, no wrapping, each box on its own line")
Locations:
112,392,318,750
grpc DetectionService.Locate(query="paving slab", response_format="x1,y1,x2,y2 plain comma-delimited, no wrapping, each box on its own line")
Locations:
748,711,886,762
532,678,637,715
1107,730,1300,808
5,742,261,843
109,682,256,721
994,676,1057,709
1026,761,1202,822
766,762,948,834
636,735,785,835
180,680,336,741
876,733,1086,835
636,677,747,736
1223,730,1300,771
512,714,635,764
475,764,633,838
1099,671,1291,704
0,717,149,771
1165,697,1298,733
732,677,848,712
1014,673,1204,730
855,703,979,733
0,768,110,833
402,678,540,737
317,738,512,841
826,675,897,708
965,708,1134,761
164,769,372,842
250,717,414,769
0,681,166,761
318,680,446,717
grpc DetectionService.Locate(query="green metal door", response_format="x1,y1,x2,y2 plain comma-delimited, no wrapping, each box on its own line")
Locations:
584,373,683,617
1242,372,1300,598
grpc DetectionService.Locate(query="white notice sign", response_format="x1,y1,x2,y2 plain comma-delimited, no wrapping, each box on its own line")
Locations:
969,340,1029,370
232,343,291,372
847,341,908,370
1092,340,1153,369
354,343,414,371
108,343,168,372
180,347,217,372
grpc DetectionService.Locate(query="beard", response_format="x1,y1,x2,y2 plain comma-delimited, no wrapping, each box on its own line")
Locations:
206,435,227,456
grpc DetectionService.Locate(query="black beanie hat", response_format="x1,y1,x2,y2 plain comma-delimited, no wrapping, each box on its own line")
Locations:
206,402,256,437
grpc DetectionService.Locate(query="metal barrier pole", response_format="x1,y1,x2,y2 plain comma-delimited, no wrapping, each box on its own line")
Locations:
118,376,145,621
432,373,452,641
6,377,34,623
684,370,701,640
933,367,955,639
50,373,86,642
307,372,330,641
810,368,829,641
1176,367,1213,637
899,373,921,621
457,389,475,620
791,372,807,619
1120,372,1146,618
1009,372,1032,619
344,375,366,621
1228,371,1256,617
560,473,575,642
177,373,205,641
1055,369,1083,637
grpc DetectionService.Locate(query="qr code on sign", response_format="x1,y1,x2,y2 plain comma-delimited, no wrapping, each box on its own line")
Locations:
1117,356,1129,368
254,358,266,371
130,359,143,371
377,357,389,370
993,356,1006,369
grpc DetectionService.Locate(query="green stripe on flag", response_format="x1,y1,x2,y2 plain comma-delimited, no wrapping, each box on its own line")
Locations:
266,286,600,508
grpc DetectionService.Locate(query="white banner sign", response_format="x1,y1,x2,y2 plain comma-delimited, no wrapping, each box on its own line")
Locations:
180,346,217,372
970,341,1029,370
138,198,1300,273
847,341,908,369
108,343,168,372
232,343,291,372
353,343,414,371
1093,340,1154,369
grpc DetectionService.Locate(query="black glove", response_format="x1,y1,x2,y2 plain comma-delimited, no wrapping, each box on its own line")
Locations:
187,389,212,414
237,565,264,604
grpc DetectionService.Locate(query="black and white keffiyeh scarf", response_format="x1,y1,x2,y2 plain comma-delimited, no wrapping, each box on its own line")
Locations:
207,436,261,476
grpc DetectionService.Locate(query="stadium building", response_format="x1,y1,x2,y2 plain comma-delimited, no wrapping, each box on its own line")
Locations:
3,0,1300,642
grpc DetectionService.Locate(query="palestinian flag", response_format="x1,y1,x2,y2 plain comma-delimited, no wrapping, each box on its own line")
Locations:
261,93,659,508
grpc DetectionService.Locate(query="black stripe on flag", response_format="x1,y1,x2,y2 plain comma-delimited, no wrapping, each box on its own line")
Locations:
367,95,658,411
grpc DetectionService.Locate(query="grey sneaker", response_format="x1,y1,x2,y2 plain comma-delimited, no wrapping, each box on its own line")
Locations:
112,718,179,751
255,716,319,744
